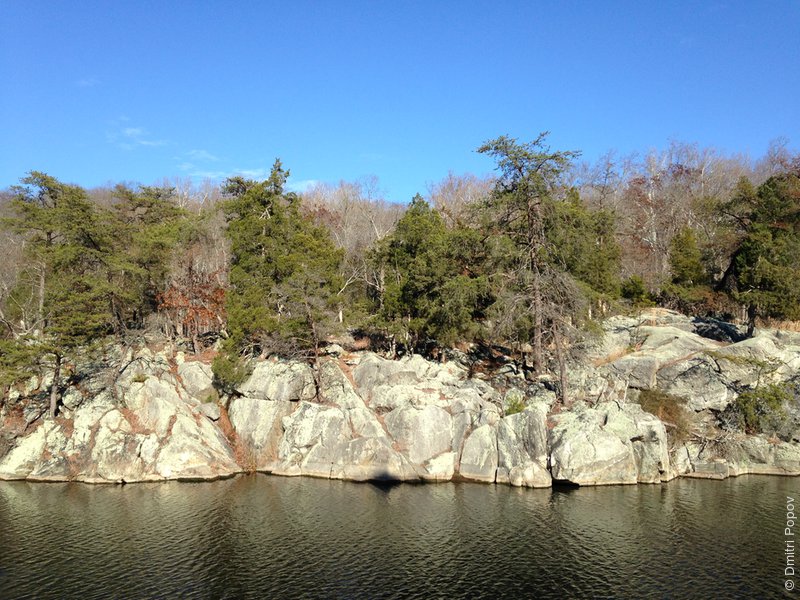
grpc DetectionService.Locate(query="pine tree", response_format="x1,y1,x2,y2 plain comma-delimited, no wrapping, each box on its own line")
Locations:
477,134,581,378
213,161,342,393
4,173,118,415
721,173,800,336
370,195,489,352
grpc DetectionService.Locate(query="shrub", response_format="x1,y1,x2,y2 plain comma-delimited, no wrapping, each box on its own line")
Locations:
211,353,250,395
203,388,220,404
621,275,651,304
132,373,148,383
504,389,526,416
724,383,794,436
637,389,692,442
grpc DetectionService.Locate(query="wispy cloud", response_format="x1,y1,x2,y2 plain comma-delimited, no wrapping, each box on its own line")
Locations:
75,77,99,88
107,122,168,150
185,169,230,180
186,149,219,162
287,179,320,193
176,166,279,183
171,149,279,183
233,168,271,180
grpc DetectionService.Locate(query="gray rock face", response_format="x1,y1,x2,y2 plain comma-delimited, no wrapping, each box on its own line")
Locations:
549,412,638,485
227,397,294,469
0,350,240,483
385,405,452,464
585,310,800,417
177,361,215,401
459,425,498,482
2,319,799,487
237,360,316,402
673,435,800,478
496,404,551,487
548,402,670,486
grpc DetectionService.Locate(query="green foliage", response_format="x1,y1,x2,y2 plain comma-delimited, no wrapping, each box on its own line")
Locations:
211,346,251,394
726,383,793,435
110,184,187,326
621,275,652,305
546,189,621,298
220,160,342,359
477,134,589,379
722,174,800,333
6,173,117,349
637,389,692,442
662,226,724,314
503,389,526,416
669,227,706,287
0,338,39,395
370,195,490,349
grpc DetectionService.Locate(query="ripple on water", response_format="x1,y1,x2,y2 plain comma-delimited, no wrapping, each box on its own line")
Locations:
0,475,796,599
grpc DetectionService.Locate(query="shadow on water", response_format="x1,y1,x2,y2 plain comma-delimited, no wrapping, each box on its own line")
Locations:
551,479,581,491
366,477,404,491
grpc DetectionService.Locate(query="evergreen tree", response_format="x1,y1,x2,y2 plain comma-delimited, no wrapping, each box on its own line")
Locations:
3,173,119,415
668,227,706,286
370,195,489,351
721,173,800,336
545,189,621,301
477,134,581,378
110,184,187,330
213,161,342,392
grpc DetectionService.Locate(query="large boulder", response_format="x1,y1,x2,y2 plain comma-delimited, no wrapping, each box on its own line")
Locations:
228,397,295,469
0,395,239,484
273,402,350,478
385,405,452,464
332,437,420,482
657,355,735,412
177,361,215,401
0,354,241,483
496,404,551,488
549,411,638,485
459,424,498,483
674,435,800,478
548,402,669,485
237,360,316,402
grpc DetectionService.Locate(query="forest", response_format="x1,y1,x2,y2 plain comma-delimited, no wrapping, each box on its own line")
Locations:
1,134,799,413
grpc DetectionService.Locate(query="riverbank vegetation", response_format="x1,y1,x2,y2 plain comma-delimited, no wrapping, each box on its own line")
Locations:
1,135,799,415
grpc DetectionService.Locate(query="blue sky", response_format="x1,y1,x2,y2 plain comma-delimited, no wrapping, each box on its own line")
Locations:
1,1,798,202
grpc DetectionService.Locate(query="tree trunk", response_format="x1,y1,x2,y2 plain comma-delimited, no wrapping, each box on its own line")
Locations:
746,304,757,338
49,353,61,419
527,193,545,375
532,271,544,374
36,264,46,337
554,325,569,406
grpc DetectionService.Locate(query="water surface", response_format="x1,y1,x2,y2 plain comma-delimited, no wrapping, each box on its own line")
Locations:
0,475,795,599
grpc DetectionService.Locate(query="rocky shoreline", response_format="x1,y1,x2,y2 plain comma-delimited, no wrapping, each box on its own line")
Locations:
1,310,799,487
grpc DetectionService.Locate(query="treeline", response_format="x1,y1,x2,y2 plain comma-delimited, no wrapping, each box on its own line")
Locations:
1,135,799,413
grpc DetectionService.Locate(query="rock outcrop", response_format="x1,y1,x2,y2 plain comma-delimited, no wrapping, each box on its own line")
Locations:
0,349,239,483
1,309,798,486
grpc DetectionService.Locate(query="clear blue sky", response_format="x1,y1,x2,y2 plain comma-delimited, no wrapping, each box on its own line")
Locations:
1,1,798,202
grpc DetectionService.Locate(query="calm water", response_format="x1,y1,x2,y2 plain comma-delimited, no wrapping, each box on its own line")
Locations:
0,475,796,599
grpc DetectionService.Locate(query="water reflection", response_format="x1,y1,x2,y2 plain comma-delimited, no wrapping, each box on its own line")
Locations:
0,475,795,599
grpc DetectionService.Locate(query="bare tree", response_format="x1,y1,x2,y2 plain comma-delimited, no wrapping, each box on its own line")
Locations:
426,171,492,227
302,178,403,321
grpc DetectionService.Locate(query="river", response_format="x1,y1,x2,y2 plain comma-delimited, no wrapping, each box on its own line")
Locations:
0,475,796,599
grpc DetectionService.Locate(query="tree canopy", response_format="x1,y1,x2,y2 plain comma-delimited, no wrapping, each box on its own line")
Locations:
1,138,798,411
